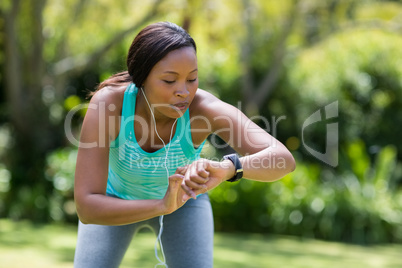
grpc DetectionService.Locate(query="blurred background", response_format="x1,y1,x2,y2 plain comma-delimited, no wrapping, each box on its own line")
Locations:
0,0,402,262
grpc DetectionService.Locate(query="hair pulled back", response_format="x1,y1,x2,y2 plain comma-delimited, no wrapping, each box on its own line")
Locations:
96,22,196,91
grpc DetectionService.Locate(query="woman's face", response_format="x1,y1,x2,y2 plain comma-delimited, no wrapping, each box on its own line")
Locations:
142,46,198,119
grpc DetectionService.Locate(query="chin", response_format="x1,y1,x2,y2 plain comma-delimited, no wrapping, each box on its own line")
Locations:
171,110,186,118
168,106,187,118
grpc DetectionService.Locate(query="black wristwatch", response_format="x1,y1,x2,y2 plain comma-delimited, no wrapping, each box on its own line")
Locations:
223,153,243,182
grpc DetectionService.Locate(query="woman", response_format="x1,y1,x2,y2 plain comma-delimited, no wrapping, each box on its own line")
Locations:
74,21,295,268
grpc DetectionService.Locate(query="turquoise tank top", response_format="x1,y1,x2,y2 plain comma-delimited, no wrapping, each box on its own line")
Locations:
106,84,206,200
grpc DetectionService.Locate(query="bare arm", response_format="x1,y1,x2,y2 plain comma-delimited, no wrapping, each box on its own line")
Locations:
181,90,295,196
74,89,188,225
213,100,296,182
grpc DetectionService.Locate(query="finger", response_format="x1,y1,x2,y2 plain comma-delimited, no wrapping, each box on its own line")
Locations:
181,182,197,200
184,179,207,190
169,174,184,190
182,163,207,197
187,163,209,184
169,173,185,181
193,184,209,195
188,184,208,198
175,165,188,175
196,160,210,180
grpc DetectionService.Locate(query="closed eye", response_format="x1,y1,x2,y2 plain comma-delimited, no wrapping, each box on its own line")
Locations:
163,80,175,84
188,78,197,83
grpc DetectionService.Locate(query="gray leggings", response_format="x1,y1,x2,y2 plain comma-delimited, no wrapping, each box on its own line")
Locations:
74,194,213,268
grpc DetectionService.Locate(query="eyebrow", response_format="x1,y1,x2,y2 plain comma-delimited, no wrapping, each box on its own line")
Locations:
163,68,198,74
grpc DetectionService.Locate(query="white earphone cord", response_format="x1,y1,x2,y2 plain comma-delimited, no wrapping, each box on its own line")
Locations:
141,87,177,268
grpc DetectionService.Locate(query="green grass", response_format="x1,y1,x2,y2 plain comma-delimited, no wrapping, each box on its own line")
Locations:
0,219,401,268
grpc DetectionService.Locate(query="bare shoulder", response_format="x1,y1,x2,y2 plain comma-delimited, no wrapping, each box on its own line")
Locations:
90,85,126,106
80,84,128,144
191,89,228,114
88,84,128,117
189,88,240,136
190,88,237,118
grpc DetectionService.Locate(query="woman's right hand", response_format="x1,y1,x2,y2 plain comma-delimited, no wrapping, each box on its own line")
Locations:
162,167,191,214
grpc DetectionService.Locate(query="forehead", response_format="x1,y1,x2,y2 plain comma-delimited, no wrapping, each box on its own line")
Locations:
152,47,197,73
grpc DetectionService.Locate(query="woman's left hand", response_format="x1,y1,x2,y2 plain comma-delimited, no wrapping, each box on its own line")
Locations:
180,159,235,199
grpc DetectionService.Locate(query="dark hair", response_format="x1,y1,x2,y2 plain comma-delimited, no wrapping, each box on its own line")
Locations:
96,21,196,91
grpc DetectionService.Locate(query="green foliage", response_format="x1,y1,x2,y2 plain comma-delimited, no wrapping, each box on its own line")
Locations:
210,141,402,244
2,0,402,245
285,29,402,153
45,147,78,222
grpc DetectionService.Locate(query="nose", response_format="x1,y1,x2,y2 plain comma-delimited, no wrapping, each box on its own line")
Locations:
175,84,189,98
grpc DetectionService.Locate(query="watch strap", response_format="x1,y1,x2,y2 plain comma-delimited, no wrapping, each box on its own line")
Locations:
223,153,243,182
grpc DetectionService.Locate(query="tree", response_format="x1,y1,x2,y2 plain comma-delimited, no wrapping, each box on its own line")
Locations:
0,0,164,222
239,0,300,116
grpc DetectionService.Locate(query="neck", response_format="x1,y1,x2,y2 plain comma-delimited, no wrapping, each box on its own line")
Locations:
135,91,179,150
136,90,175,127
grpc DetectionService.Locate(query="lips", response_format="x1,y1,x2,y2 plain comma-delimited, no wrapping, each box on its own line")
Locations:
172,102,189,111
